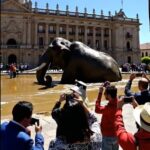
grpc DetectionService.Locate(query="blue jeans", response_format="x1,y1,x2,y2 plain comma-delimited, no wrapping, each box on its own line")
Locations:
102,136,119,150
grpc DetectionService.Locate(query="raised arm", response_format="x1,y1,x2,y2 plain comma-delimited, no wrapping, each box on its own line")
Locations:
95,86,105,113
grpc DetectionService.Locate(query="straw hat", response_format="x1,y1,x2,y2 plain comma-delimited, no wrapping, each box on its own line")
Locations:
133,102,150,132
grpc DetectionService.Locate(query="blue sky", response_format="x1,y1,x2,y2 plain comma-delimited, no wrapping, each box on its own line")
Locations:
31,0,150,44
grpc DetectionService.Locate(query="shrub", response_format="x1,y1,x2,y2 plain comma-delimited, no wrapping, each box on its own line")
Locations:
141,56,150,64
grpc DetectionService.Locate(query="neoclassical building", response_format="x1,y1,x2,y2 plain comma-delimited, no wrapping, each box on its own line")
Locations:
1,0,141,67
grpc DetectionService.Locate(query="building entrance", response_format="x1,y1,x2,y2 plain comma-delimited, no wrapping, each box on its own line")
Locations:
8,54,17,64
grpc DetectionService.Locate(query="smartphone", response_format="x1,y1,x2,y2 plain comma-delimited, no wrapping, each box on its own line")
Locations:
30,117,39,126
136,73,142,77
124,97,133,103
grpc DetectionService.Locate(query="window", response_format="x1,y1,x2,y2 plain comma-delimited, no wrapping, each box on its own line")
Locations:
59,27,63,33
146,52,148,56
79,27,84,35
39,37,44,48
142,52,144,57
96,28,101,36
49,26,54,32
126,41,132,51
104,28,109,37
96,40,100,49
69,27,73,33
126,32,132,38
49,38,54,44
59,26,66,34
87,28,92,36
104,40,108,50
79,39,82,42
127,56,131,63
69,27,75,34
38,25,44,32
87,40,91,46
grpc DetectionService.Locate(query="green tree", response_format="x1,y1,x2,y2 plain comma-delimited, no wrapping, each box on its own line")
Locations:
141,56,150,64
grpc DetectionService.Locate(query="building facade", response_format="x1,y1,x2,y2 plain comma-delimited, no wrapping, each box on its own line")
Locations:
140,43,150,57
1,0,141,67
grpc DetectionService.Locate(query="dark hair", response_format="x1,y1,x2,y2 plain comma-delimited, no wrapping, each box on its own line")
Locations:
12,101,33,122
62,102,93,143
105,85,117,99
138,80,149,89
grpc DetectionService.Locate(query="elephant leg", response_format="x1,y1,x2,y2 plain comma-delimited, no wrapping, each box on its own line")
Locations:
60,69,76,84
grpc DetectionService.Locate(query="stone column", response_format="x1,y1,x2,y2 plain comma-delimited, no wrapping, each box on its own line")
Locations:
84,26,87,45
45,23,49,47
56,24,59,37
27,20,31,48
34,22,38,48
75,25,78,40
136,27,140,50
101,27,104,50
66,24,69,40
23,19,27,47
93,27,96,49
109,28,112,50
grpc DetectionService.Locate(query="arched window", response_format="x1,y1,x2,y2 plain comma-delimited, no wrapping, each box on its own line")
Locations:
142,52,144,57
8,54,17,64
146,52,148,56
7,39,17,48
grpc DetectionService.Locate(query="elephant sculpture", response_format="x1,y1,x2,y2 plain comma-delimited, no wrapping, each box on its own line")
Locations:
35,37,122,84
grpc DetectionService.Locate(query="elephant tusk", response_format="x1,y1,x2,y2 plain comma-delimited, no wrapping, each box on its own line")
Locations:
25,63,47,72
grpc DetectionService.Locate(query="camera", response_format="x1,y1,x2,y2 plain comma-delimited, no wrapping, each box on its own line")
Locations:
136,73,142,77
65,94,74,101
30,117,39,126
123,96,133,103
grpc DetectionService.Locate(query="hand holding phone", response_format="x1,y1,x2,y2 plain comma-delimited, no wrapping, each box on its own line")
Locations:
30,117,40,126
123,96,133,103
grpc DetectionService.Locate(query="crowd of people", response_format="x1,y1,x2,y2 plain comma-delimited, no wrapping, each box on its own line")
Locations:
121,63,150,73
1,73,150,150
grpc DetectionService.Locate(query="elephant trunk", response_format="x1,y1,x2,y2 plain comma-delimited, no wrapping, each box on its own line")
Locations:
36,50,51,84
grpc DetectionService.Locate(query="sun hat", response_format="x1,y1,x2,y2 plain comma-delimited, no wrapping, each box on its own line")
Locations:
133,102,150,132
